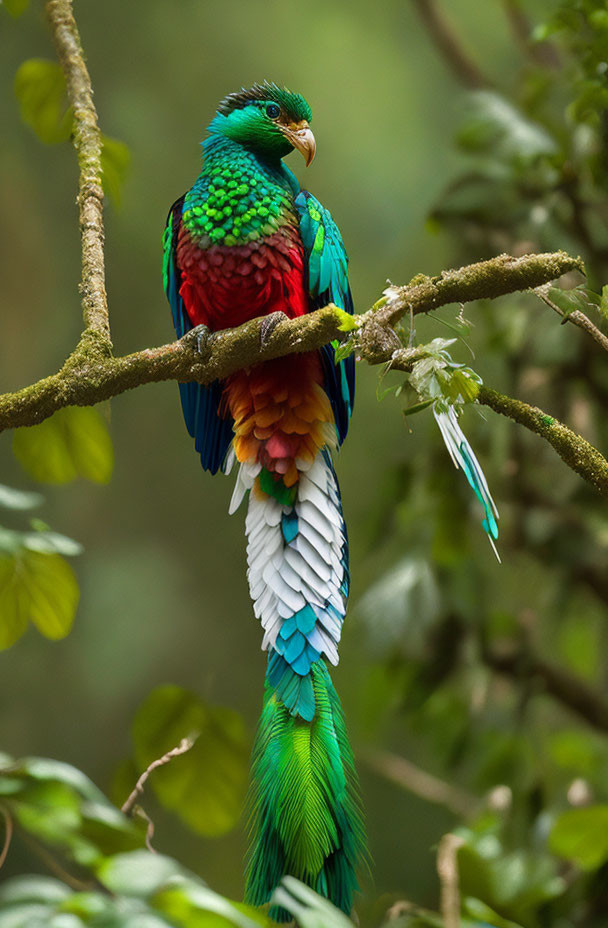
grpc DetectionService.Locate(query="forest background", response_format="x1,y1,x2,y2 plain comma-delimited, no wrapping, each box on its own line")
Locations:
2,1,608,926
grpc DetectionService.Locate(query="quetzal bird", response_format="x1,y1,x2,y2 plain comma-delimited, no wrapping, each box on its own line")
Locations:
162,82,366,919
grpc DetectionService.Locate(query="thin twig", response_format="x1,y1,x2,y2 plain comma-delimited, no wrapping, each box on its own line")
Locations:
362,748,477,818
412,0,489,89
133,805,157,853
20,832,95,892
0,805,13,870
121,736,197,817
437,833,465,928
46,0,110,346
385,900,441,921
501,0,561,69
535,288,608,355
482,643,608,734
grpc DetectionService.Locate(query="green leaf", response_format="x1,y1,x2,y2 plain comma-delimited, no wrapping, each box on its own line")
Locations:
550,805,608,871
155,881,265,928
0,902,59,926
0,485,43,511
546,285,600,318
13,407,114,485
12,781,82,848
333,309,358,333
547,730,605,777
455,826,564,921
457,91,557,163
2,0,29,17
57,892,115,921
21,531,83,558
14,59,71,144
0,876,70,906
16,758,109,803
0,528,28,557
356,557,441,658
403,399,435,418
97,851,268,925
556,613,599,681
599,285,608,322
332,339,355,363
96,851,183,897
0,757,145,867
271,877,354,928
0,550,79,649
446,369,480,404
0,526,82,559
100,135,131,207
463,897,524,928
131,685,249,837
19,552,78,640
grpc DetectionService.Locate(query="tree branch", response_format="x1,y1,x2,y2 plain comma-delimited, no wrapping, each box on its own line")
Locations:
0,806,12,871
362,748,477,818
501,0,561,69
0,306,343,431
412,0,489,89
437,833,465,928
482,642,608,734
477,386,608,498
0,252,581,429
2,238,602,499
46,0,110,347
375,250,582,329
535,286,608,355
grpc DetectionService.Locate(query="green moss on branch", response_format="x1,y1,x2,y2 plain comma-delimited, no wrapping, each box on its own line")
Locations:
46,0,110,343
478,386,608,497
377,251,584,327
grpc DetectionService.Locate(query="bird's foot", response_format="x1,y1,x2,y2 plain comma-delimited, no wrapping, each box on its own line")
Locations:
184,324,211,356
260,311,288,348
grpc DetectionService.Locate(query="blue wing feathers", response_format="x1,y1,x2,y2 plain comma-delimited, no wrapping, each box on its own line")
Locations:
164,197,234,474
295,190,355,445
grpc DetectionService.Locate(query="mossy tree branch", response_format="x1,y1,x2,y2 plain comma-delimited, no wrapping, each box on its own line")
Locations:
46,0,110,349
383,347,608,499
477,387,608,497
0,252,583,429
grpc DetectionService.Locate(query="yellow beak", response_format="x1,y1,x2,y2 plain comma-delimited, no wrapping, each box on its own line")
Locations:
282,121,316,166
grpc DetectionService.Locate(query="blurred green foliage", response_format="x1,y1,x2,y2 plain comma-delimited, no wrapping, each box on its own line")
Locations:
13,407,114,485
129,685,249,838
2,0,608,926
14,58,71,145
0,482,80,649
0,753,273,927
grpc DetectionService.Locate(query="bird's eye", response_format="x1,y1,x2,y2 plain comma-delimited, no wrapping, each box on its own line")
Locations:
266,103,281,119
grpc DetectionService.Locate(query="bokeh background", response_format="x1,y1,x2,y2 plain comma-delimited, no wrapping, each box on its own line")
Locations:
2,1,608,925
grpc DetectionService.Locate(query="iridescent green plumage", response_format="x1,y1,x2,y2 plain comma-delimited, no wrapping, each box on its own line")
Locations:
182,165,294,247
246,663,366,920
164,81,365,920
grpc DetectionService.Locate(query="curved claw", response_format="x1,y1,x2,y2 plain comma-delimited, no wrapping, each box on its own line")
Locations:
184,324,211,356
260,311,288,348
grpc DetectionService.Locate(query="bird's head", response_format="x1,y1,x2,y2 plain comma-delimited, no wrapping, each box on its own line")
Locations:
208,81,315,166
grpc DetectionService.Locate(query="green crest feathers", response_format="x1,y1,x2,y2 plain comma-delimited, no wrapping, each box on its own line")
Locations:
217,81,312,123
